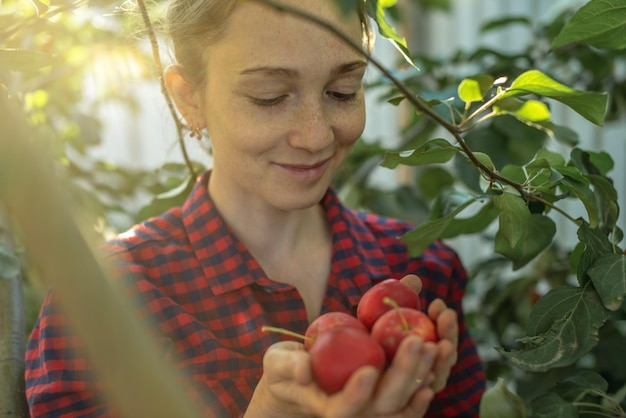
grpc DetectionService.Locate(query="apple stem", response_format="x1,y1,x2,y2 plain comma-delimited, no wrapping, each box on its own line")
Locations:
261,326,313,342
383,296,410,330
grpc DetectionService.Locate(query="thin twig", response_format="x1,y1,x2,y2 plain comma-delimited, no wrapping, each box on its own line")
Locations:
136,0,196,178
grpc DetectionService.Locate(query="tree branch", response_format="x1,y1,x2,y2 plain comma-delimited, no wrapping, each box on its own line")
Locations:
136,0,196,178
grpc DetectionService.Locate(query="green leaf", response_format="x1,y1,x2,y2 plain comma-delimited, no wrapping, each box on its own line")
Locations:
417,166,455,199
470,152,496,172
381,138,458,168
529,393,578,418
0,49,52,72
493,193,556,269
551,0,626,51
552,370,609,402
458,74,495,104
570,148,614,176
589,173,620,228
588,253,626,311
511,99,551,122
366,0,417,69
497,285,609,372
401,190,479,256
479,378,526,418
0,246,21,279
577,223,615,285
501,70,608,126
480,16,532,33
560,176,599,228
441,199,500,238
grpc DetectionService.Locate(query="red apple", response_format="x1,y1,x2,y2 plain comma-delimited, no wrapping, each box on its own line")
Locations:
370,306,438,362
357,278,420,329
304,311,368,350
310,327,386,395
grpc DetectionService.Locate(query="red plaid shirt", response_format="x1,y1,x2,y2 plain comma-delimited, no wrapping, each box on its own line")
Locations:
25,171,485,417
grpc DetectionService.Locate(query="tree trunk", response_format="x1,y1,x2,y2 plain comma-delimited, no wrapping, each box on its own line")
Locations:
0,211,29,418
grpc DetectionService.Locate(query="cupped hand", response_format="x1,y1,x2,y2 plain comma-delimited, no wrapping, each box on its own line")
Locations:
400,275,459,393
426,298,459,393
244,340,380,418
245,337,441,418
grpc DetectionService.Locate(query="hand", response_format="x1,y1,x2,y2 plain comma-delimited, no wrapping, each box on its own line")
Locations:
245,340,379,418
245,337,438,418
426,298,458,393
400,275,459,393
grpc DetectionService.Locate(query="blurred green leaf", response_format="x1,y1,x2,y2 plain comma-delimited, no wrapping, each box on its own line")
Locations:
0,48,52,72
502,70,608,125
417,166,455,200
551,0,626,51
480,16,532,33
458,74,494,104
136,176,195,223
528,393,578,418
0,246,21,279
401,189,479,256
479,378,526,418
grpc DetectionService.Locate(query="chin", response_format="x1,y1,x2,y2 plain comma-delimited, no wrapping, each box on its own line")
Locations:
275,188,328,212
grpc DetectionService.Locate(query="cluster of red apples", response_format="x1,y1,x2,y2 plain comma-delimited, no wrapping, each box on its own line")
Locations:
262,279,439,395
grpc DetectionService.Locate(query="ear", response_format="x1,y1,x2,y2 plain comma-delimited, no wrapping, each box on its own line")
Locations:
164,65,205,128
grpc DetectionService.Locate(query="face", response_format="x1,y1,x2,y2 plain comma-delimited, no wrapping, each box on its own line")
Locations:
197,0,367,212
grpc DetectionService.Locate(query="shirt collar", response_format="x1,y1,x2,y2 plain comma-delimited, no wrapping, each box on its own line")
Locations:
182,171,391,296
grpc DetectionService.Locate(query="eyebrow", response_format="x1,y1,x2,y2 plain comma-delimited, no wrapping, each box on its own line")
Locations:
239,60,368,78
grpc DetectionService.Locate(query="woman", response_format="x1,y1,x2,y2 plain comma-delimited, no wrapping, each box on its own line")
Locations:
25,0,485,416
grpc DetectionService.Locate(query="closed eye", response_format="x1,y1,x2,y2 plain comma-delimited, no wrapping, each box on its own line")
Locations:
249,95,288,107
328,91,358,102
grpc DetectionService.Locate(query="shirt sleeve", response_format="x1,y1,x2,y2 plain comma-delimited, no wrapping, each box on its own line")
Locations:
424,248,486,417
24,291,244,418
24,293,117,417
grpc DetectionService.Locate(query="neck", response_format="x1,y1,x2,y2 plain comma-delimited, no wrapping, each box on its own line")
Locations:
207,174,331,281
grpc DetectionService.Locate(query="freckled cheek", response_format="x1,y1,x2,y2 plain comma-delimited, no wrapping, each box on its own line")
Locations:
335,106,366,147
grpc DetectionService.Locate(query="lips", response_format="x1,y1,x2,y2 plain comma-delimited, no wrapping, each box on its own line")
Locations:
274,157,332,181
280,158,329,170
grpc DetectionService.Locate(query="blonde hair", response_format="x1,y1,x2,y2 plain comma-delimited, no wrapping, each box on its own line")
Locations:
164,0,372,91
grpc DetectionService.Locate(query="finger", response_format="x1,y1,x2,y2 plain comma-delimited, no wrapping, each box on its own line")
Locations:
430,339,455,393
371,337,438,414
263,341,309,385
319,366,379,418
404,385,435,418
427,298,447,319
399,274,423,296
436,308,459,348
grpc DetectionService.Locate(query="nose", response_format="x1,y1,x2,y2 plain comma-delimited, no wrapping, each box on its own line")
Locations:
287,96,334,152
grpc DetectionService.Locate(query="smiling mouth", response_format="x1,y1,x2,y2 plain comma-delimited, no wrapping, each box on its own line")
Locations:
275,157,332,180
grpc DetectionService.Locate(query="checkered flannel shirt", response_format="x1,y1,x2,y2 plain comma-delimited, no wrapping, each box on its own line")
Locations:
25,171,485,417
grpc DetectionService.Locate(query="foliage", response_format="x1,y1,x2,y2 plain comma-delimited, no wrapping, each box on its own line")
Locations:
344,0,626,416
1,0,626,416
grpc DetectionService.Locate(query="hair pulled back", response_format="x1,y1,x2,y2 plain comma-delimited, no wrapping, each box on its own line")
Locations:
164,0,372,92
165,0,238,92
